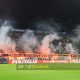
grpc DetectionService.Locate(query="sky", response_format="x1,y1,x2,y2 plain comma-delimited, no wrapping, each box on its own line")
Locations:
0,0,80,32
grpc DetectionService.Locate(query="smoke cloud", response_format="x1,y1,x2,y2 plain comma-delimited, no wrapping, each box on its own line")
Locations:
0,20,16,53
0,18,79,54
71,26,80,43
69,25,80,54
17,30,38,52
39,33,61,54
34,19,61,32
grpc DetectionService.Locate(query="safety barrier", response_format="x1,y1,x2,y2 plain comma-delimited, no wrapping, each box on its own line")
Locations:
7,54,80,64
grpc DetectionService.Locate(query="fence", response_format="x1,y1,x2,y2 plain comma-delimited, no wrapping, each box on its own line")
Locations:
6,54,80,64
